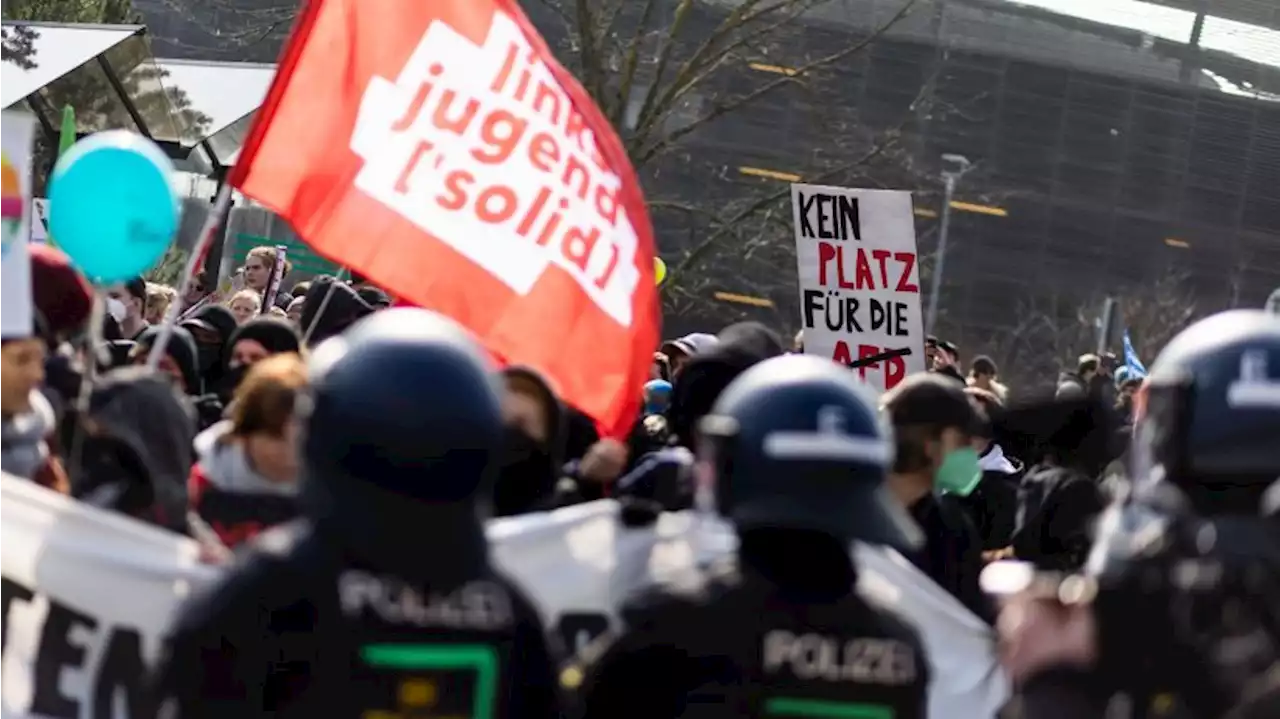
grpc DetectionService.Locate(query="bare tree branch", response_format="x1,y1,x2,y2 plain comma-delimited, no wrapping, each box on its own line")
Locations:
573,0,604,102
629,0,698,143
527,0,575,37
666,129,902,288
633,0,827,143
607,0,661,126
635,0,919,165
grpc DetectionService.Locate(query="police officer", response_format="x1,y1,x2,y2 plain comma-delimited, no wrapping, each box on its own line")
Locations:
572,354,930,719
151,308,562,718
994,309,1280,718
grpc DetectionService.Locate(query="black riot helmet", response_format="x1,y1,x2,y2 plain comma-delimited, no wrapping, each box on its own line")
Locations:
300,308,505,572
697,354,922,552
1060,310,1280,715
1135,309,1280,516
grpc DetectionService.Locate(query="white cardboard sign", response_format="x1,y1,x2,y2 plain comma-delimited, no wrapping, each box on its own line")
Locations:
2,112,36,338
791,184,925,392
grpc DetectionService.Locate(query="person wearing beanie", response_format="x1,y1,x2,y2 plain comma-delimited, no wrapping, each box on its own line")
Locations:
216,318,302,404
29,244,93,342
658,332,719,378
298,275,374,345
181,304,238,392
130,326,202,396
1,314,69,492
494,365,568,516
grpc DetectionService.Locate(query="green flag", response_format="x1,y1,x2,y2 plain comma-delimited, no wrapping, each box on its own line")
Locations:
57,105,76,157
44,106,76,247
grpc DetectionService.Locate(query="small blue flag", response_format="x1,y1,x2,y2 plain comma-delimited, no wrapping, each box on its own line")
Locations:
1123,330,1147,378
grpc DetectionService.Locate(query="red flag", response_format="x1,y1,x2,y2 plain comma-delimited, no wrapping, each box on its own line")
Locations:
231,0,659,437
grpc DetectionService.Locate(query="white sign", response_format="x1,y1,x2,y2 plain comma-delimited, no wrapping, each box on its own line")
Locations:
2,113,36,338
791,184,925,392
0,476,691,719
1,476,1005,719
30,198,48,244
0,474,219,719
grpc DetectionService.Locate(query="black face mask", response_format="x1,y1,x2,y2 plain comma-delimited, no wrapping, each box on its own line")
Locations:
195,341,223,378
215,363,251,404
493,426,556,518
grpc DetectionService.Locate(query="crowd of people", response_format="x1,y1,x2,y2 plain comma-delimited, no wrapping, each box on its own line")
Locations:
2,237,1278,719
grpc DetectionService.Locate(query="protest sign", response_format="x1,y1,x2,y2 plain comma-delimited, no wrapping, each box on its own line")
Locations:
0,476,689,718
791,184,925,392
2,475,1004,718
0,474,219,719
229,0,659,438
2,113,36,338
30,199,49,244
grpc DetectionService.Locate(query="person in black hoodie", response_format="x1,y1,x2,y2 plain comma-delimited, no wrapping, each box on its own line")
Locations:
493,366,567,516
950,388,1023,551
131,326,203,396
1007,396,1111,571
181,304,238,393
616,322,785,512
72,367,195,534
298,275,375,346
216,317,302,405
667,322,785,448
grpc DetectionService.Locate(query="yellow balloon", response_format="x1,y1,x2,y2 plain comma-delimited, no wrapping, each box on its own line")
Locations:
654,257,668,286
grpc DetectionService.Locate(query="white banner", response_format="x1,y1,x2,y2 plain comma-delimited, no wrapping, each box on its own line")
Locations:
791,184,925,393
1,475,1005,719
2,113,36,338
0,474,219,719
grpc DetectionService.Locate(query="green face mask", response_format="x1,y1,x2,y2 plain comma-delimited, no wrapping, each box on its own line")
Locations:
934,447,982,497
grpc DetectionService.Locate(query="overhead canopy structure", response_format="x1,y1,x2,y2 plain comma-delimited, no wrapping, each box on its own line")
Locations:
153,58,276,170
1,21,198,151
1,21,279,176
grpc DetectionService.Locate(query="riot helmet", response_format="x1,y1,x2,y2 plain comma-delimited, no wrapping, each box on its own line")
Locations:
1135,309,1280,516
697,354,921,552
300,308,505,559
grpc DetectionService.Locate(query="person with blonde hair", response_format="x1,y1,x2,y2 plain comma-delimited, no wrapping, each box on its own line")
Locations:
188,353,306,548
226,288,262,325
145,282,178,325
242,245,294,310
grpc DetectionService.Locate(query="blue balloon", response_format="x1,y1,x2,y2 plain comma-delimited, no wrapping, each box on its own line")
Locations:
48,131,179,284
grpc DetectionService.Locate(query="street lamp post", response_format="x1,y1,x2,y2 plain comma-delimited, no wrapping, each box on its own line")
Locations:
925,154,971,333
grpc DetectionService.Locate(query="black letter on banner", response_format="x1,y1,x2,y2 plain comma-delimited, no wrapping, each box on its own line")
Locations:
802,289,823,329
95,628,156,719
817,195,834,239
837,195,861,241
31,599,98,718
2,576,35,650
798,193,817,238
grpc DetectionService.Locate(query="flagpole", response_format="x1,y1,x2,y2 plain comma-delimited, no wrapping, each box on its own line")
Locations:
147,185,235,370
